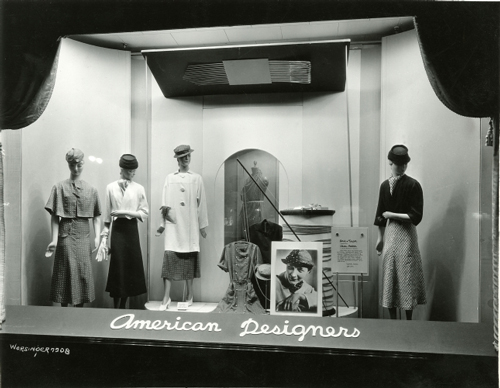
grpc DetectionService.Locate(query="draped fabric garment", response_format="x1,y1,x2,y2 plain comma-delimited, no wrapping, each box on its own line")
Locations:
213,241,265,314
238,168,269,240
249,219,283,309
0,41,61,130
249,219,283,264
414,9,498,118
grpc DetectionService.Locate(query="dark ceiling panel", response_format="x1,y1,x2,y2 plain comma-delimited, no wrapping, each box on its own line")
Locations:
143,40,349,98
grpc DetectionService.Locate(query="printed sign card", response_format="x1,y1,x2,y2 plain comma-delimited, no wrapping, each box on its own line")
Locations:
331,227,369,275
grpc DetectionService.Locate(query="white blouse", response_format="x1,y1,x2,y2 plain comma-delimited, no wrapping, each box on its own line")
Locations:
104,180,149,224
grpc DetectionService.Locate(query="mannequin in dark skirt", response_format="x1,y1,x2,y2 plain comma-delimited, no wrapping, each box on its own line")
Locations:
374,145,426,320
101,154,148,309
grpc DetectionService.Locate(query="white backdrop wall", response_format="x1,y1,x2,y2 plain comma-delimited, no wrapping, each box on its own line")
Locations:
147,83,354,303
19,39,131,307
148,86,204,303
381,30,481,322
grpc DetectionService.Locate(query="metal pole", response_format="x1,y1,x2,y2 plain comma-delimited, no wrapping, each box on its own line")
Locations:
360,273,364,318
336,272,339,318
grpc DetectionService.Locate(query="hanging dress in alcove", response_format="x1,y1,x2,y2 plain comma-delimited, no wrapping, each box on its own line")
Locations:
237,164,269,240
213,241,266,314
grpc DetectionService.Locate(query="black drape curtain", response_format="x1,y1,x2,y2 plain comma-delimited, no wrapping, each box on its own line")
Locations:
0,44,60,130
415,8,499,351
414,10,499,118
1,3,498,129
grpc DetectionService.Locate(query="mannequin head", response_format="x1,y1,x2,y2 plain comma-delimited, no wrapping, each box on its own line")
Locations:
389,161,407,177
120,169,136,180
119,154,138,180
173,145,193,172
66,148,84,180
388,144,410,176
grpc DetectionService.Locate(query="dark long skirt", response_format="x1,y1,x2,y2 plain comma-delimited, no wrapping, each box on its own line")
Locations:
106,218,147,298
50,217,95,305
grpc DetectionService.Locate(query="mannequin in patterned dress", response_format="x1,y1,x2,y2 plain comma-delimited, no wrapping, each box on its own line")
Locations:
45,148,101,307
374,145,426,320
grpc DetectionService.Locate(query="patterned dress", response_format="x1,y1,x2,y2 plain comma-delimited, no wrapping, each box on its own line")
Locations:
213,241,266,314
374,174,426,310
45,179,101,305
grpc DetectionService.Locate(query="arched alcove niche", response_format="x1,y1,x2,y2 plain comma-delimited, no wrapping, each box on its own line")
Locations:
214,149,289,247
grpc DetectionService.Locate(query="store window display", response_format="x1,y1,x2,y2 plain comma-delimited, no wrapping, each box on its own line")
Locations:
99,154,148,309
374,145,426,320
44,148,102,307
156,145,208,310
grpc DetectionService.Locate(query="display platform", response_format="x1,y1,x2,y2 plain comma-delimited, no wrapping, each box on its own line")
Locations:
1,305,497,387
145,301,218,313
331,306,358,317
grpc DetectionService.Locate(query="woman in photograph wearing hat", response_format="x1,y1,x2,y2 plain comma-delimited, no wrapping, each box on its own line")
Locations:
156,145,208,310
45,148,102,307
374,144,426,320
275,249,318,313
100,154,148,309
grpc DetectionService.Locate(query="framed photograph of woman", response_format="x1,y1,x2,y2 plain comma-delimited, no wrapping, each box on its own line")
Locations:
270,241,322,317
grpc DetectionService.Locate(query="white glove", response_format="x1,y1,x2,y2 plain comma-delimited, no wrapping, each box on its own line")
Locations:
96,236,108,262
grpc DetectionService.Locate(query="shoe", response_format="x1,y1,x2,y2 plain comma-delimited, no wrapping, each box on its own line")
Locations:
159,298,171,311
186,297,193,307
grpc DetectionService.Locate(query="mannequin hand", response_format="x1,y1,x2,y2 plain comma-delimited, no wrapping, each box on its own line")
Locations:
45,241,57,257
92,236,100,253
382,211,391,219
111,210,129,218
200,228,207,238
376,238,384,256
155,226,165,237
96,237,108,262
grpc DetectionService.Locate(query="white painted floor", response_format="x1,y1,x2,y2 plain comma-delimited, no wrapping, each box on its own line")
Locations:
145,301,218,313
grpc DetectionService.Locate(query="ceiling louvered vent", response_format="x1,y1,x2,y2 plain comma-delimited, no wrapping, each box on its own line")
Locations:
183,63,228,85
269,61,311,84
143,40,348,97
183,59,311,86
